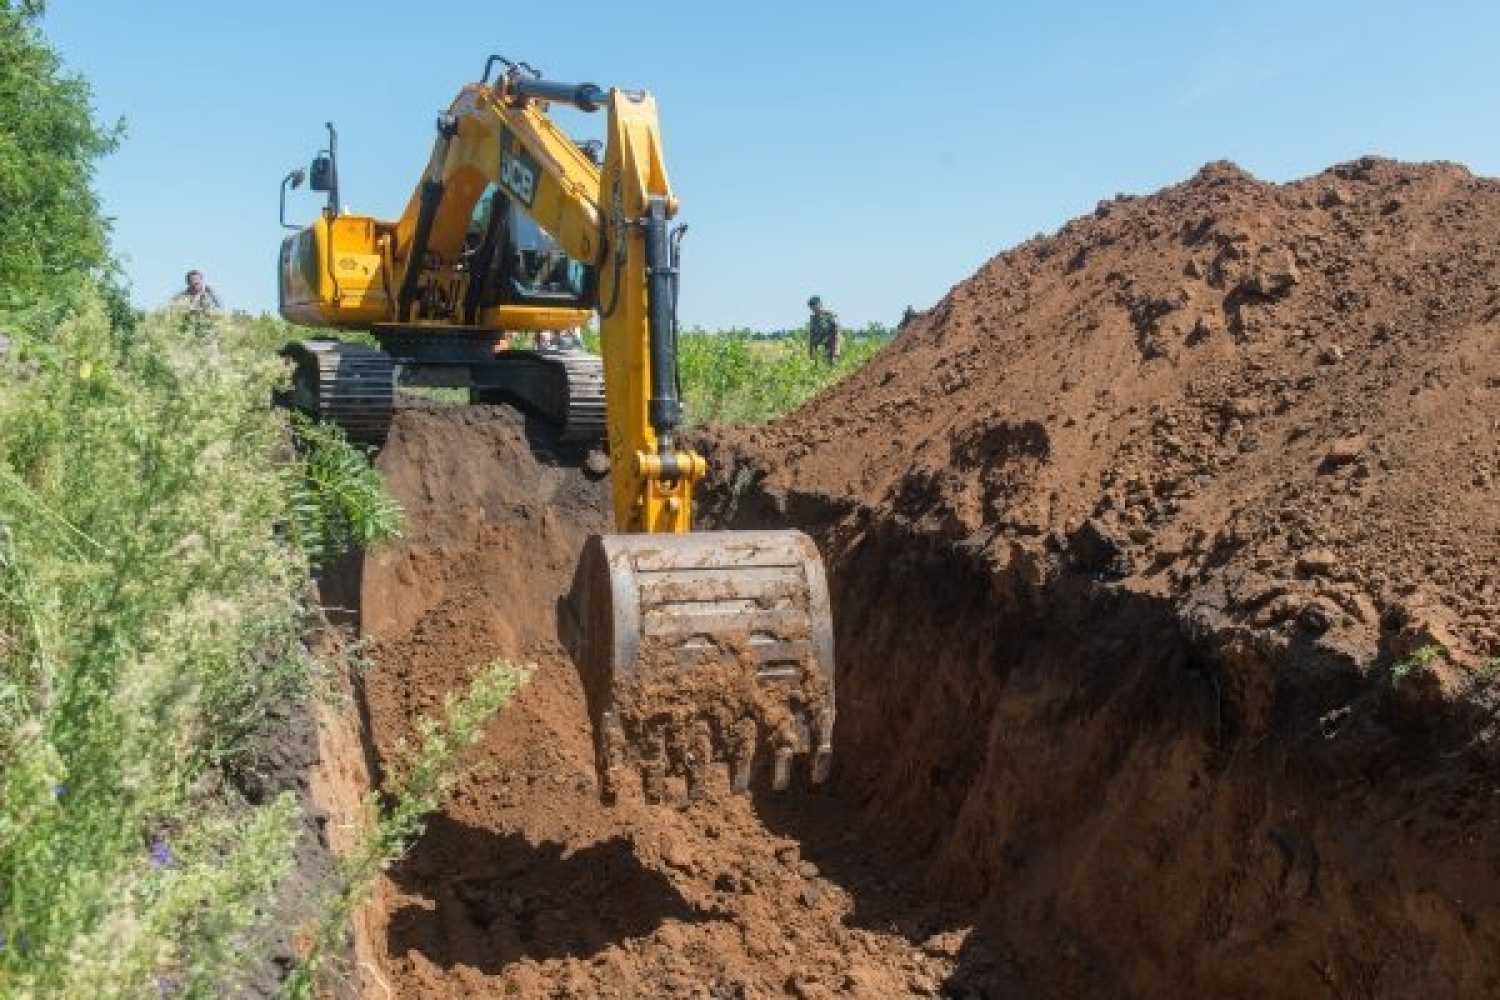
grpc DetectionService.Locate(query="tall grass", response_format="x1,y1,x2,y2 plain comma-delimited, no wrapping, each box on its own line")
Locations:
0,293,316,996
582,326,889,426
677,328,887,425
0,293,465,997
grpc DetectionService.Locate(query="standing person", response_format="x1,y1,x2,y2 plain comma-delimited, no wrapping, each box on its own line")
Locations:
806,295,841,364
173,269,222,311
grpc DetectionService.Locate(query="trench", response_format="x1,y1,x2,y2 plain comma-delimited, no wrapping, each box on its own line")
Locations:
702,460,1500,999
308,404,1498,999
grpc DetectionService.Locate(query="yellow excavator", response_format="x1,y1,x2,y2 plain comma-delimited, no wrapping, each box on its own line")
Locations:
277,56,835,804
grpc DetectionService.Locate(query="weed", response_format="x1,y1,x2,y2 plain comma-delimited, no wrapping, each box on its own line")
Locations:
286,416,403,567
1391,643,1444,688
279,662,528,998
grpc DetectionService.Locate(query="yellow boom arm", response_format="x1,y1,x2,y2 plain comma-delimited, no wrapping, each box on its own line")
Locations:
398,73,703,535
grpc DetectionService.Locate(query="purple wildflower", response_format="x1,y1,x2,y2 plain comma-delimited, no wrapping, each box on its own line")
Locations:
149,838,174,869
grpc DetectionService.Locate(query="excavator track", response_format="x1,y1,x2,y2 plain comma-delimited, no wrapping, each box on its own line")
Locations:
281,336,607,448
564,530,837,805
464,349,606,444
465,349,606,444
281,340,396,446
548,351,606,444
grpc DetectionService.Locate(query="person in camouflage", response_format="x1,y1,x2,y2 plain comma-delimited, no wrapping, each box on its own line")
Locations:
806,295,841,363
172,269,222,312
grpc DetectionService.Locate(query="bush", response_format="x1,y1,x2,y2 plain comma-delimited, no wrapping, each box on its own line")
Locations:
0,296,320,996
0,2,121,306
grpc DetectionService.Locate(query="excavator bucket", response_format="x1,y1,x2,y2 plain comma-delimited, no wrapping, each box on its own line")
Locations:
562,530,836,804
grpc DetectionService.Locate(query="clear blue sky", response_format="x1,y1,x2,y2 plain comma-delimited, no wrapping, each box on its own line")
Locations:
43,1,1500,331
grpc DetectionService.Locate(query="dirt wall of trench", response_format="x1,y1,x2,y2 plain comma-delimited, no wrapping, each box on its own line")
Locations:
694,480,1498,997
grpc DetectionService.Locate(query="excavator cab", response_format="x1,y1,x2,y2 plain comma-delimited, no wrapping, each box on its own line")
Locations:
506,209,588,302
465,185,592,309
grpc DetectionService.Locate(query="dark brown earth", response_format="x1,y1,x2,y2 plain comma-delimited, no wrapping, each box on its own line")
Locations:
355,405,956,998
344,157,1498,999
697,157,1500,997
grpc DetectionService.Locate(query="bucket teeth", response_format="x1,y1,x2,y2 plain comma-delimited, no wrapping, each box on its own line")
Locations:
729,718,758,793
772,745,794,792
640,729,669,805
596,712,626,806
809,709,835,786
682,720,713,802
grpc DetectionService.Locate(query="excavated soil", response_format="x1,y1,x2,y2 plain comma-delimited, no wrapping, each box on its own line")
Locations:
695,157,1500,997
343,157,1498,999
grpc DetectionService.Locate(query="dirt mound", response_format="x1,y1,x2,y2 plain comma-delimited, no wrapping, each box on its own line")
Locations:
355,404,956,998
718,156,1497,666
693,158,1500,995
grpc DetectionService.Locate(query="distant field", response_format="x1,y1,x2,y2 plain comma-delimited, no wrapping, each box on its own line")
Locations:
586,327,891,426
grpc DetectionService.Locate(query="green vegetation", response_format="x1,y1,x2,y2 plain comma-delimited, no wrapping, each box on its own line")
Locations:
0,300,515,997
678,327,888,425
1391,643,1444,688
398,385,468,404
286,416,404,567
583,326,890,426
0,300,316,995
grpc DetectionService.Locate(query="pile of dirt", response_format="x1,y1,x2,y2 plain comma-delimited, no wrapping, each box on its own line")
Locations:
693,157,1499,995
715,156,1497,668
353,404,959,998
339,156,1498,999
